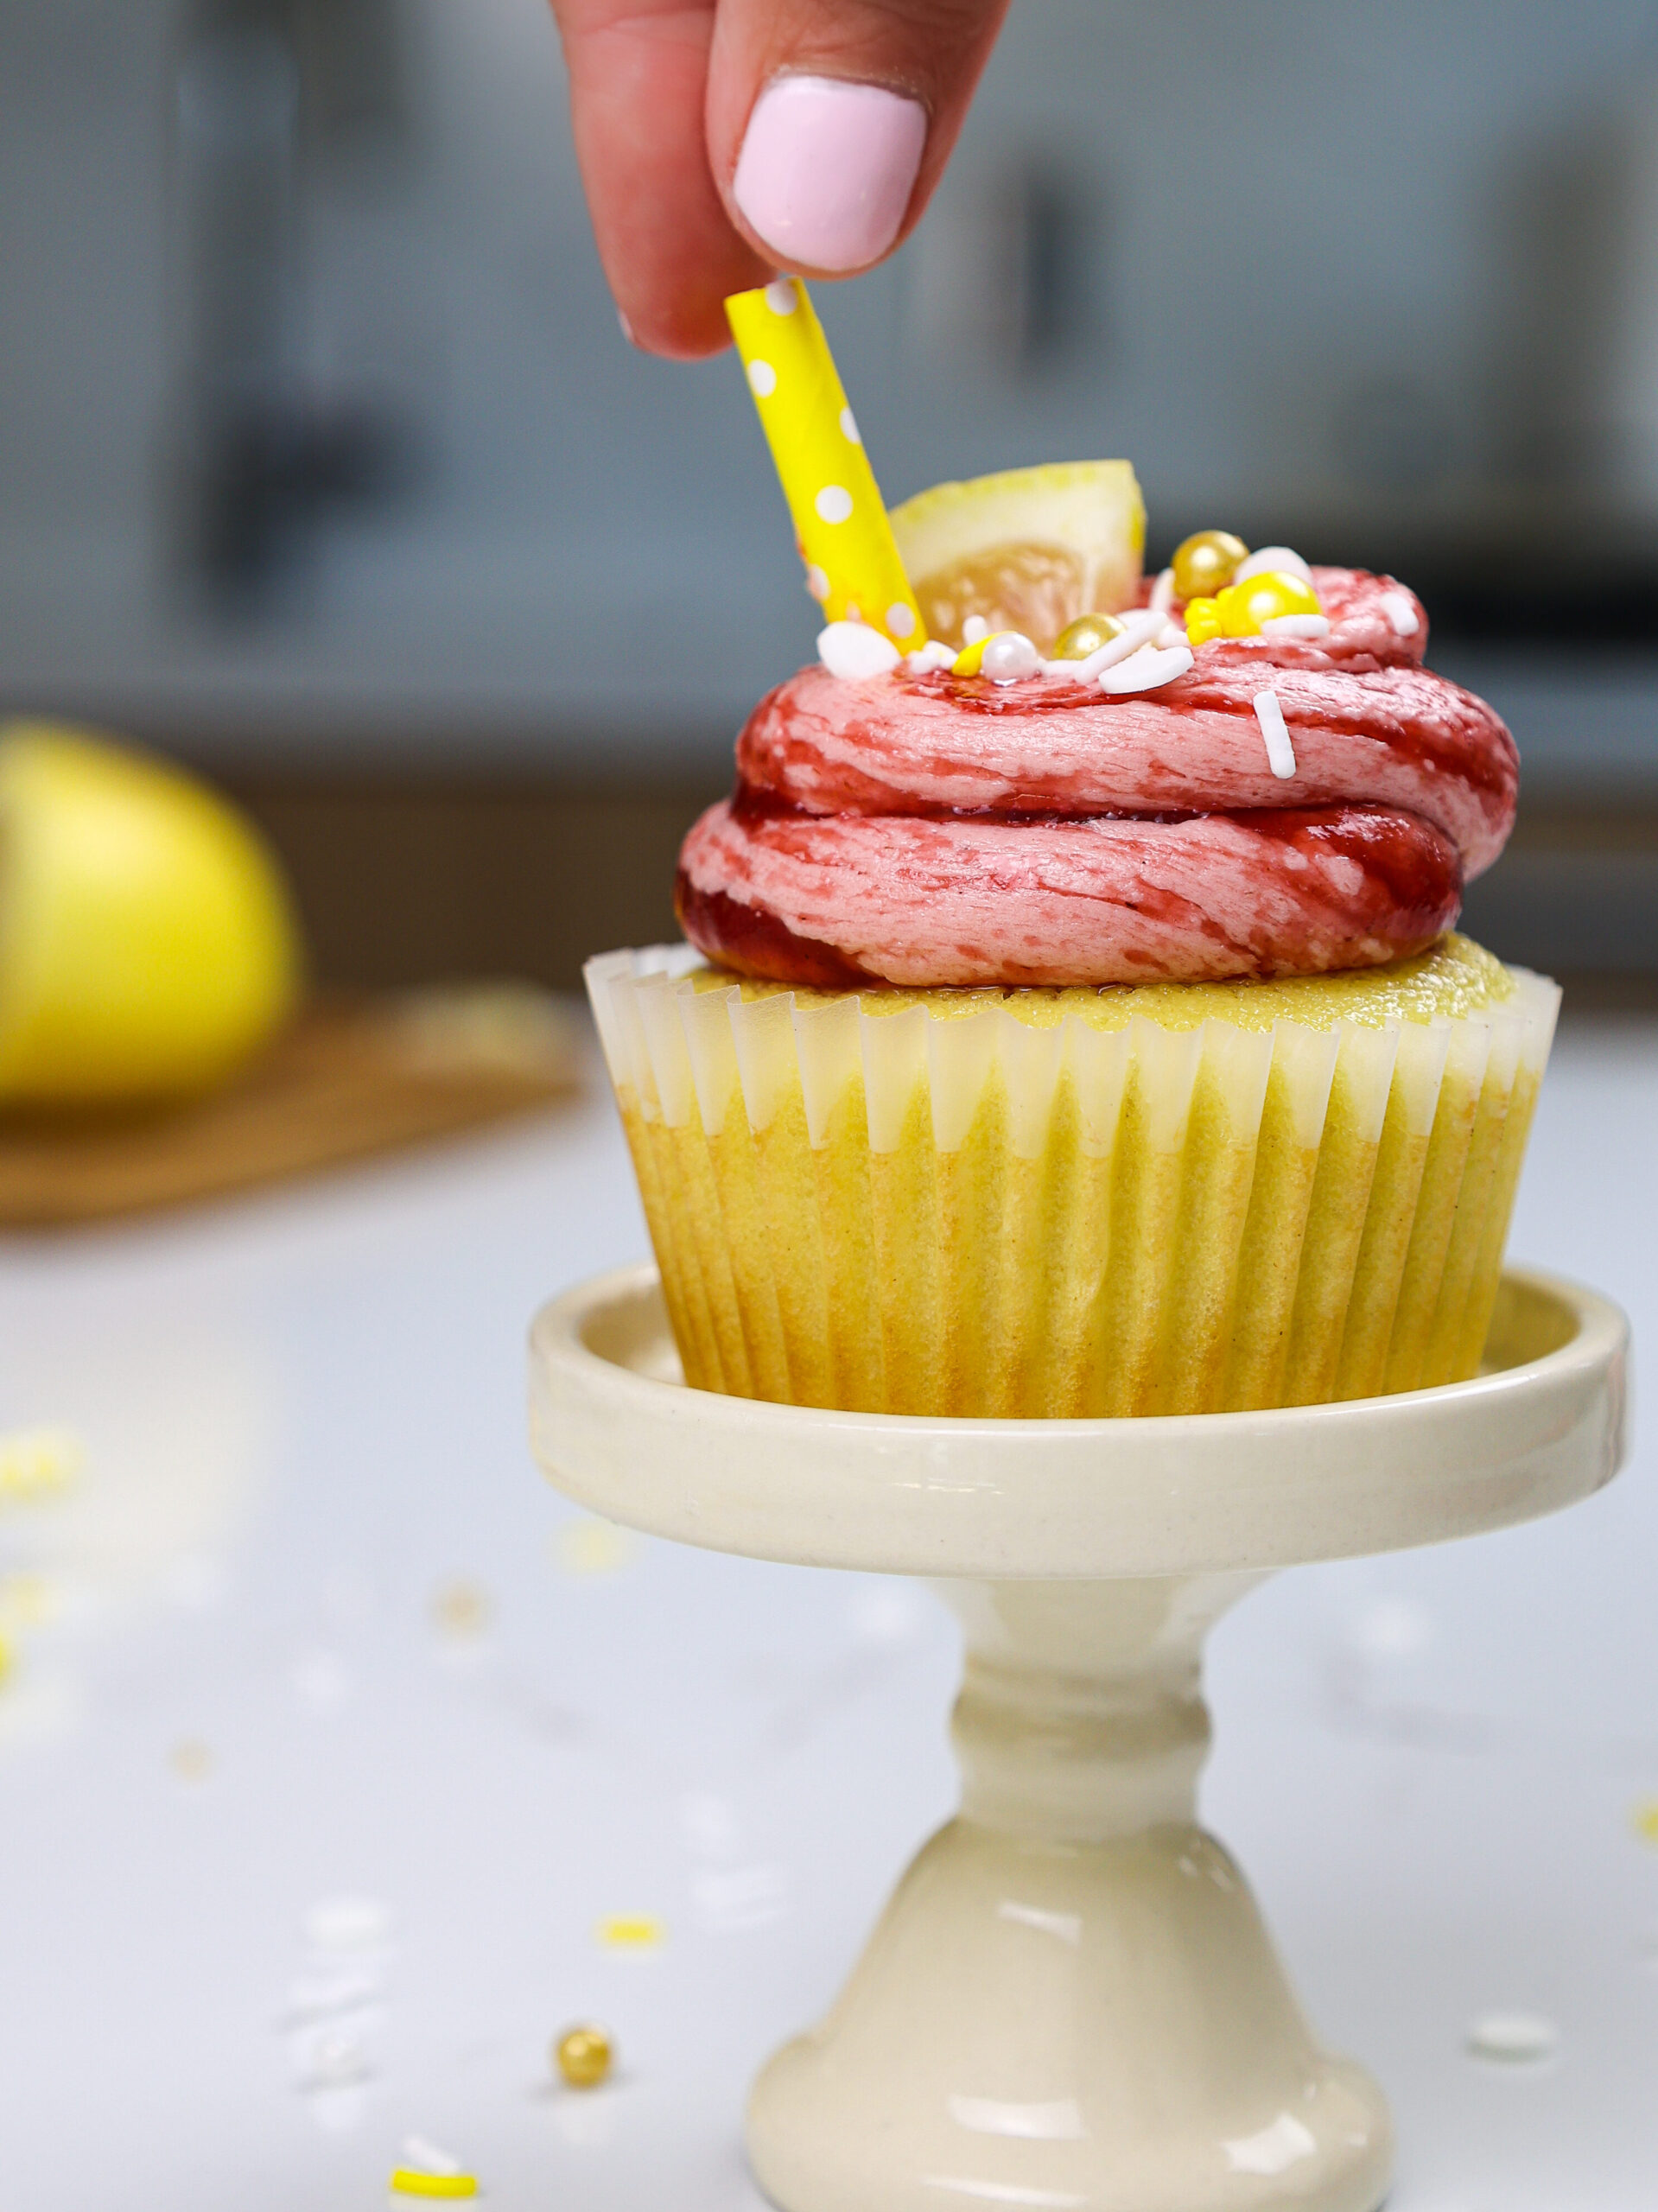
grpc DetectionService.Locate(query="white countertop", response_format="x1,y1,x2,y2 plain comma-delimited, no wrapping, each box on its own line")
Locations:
1,1014,1654,2210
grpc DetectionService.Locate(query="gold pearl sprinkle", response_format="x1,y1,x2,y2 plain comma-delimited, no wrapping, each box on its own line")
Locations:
430,1580,492,1640
1171,530,1248,604
555,2024,613,2089
1051,612,1126,662
170,1739,214,1782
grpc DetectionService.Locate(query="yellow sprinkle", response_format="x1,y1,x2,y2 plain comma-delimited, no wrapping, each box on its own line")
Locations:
596,1914,664,1950
0,1573,56,1629
170,1739,214,1782
0,1426,84,1500
725,279,924,651
554,1519,636,1577
389,2171,478,2200
1632,1799,1658,1847
1185,595,1224,645
555,2023,613,2088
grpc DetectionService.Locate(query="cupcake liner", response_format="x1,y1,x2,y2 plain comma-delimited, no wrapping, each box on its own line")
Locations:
586,947,1560,1418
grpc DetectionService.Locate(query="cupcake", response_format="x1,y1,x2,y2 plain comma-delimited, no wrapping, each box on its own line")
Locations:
587,469,1555,1418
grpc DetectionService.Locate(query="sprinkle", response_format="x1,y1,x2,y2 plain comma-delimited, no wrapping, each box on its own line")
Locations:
430,1580,492,1640
1260,613,1331,641
555,2024,614,2088
1464,2011,1559,2064
1632,1798,1658,1847
0,1426,84,1500
390,2171,478,2199
595,1914,664,1950
839,406,861,444
554,1518,637,1576
745,359,777,397
978,632,1042,682
1254,689,1298,779
1380,588,1420,636
1100,644,1194,696
1070,608,1166,680
762,278,797,316
905,641,956,672
1236,545,1313,585
961,614,990,644
1149,566,1177,614
170,1738,214,1782
818,620,901,680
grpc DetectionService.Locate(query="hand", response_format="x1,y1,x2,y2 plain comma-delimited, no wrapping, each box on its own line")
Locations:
550,0,1013,359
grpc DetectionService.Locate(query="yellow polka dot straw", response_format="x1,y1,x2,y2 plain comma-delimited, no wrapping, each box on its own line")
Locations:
726,278,925,650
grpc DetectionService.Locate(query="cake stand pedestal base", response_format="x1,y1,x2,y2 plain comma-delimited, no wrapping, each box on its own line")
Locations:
530,1264,1628,2212
749,1576,1388,2212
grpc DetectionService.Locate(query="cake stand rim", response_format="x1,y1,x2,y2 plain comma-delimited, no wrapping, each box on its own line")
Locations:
528,1262,1629,1577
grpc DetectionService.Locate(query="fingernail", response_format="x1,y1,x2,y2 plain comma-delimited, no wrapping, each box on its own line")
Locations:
733,75,926,272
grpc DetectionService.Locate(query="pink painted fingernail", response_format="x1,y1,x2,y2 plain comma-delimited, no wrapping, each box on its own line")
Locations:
733,75,927,272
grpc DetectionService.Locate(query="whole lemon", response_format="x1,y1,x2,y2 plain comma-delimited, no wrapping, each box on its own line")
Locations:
0,723,302,1106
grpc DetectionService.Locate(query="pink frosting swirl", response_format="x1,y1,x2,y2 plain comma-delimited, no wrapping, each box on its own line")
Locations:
677,569,1518,988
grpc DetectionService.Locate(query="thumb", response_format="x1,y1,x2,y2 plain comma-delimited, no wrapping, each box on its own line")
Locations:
709,0,1012,277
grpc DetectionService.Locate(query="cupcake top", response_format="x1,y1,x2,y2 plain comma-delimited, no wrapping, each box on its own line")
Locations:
676,503,1518,990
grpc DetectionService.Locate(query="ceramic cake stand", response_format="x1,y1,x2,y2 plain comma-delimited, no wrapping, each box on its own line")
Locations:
529,1262,1628,2212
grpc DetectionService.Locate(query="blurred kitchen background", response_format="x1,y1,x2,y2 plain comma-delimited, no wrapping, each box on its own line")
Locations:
4,0,1658,997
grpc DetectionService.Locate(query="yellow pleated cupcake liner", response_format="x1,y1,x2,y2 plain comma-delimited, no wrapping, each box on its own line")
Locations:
585,944,1559,1418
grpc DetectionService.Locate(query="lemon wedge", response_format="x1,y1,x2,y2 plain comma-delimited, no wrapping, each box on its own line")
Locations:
0,722,302,1107
890,461,1145,654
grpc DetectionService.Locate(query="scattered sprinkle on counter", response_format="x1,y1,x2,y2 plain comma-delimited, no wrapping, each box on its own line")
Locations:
0,1425,84,1499
596,1914,664,1950
555,2023,613,2088
389,2170,478,2199
1632,1798,1658,1847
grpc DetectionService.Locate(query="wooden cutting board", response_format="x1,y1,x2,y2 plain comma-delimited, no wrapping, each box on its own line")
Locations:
0,986,584,1229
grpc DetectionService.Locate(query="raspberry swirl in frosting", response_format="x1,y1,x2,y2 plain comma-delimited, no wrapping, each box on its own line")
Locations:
676,568,1518,988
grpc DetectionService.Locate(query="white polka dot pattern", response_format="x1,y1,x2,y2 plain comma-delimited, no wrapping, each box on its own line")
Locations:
724,277,924,652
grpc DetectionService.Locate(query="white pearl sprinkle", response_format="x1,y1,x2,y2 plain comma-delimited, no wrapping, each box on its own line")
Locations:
906,640,956,671
763,279,798,315
1100,643,1194,695
746,359,777,398
886,601,917,639
1254,689,1298,779
839,406,861,445
981,632,1042,682
1236,545,1312,586
962,614,990,645
815,484,854,524
818,620,900,680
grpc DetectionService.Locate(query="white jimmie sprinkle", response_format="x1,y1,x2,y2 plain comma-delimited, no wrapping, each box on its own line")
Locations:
1100,644,1193,695
1254,689,1298,779
1380,588,1420,637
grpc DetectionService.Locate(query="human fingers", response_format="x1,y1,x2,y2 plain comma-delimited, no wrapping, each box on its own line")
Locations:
550,0,770,358
709,0,1012,276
